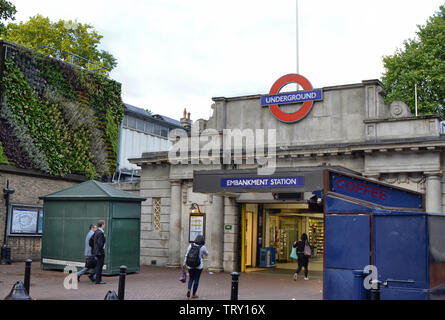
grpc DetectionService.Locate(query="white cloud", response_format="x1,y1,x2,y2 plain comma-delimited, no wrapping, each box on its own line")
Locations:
10,0,445,120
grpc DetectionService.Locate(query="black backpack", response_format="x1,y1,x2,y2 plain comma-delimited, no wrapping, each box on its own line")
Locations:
186,244,202,268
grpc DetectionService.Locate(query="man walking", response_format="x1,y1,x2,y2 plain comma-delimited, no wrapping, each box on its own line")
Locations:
93,220,106,285
77,224,97,282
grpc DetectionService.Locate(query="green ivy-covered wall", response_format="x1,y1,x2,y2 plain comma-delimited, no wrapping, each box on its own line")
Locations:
0,41,123,179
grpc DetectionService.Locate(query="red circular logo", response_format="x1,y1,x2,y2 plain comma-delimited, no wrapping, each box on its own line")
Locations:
268,74,315,123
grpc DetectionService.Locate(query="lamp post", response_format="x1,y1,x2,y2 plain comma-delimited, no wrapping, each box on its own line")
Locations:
1,180,14,265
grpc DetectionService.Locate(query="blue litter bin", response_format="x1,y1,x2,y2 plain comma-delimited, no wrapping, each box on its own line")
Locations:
259,248,276,268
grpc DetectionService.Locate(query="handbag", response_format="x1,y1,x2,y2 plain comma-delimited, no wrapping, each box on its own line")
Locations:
179,268,187,283
86,256,97,269
290,247,298,260
304,241,312,257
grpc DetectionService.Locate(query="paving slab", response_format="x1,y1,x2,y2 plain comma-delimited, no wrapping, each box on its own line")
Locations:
0,262,323,300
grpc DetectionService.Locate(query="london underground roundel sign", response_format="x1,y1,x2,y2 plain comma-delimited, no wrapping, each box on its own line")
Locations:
261,74,323,123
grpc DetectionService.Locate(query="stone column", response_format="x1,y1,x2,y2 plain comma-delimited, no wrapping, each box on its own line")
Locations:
425,172,443,213
223,197,240,273
167,180,182,267
208,195,224,272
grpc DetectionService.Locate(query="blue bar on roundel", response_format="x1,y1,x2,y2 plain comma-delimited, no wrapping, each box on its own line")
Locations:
261,89,323,107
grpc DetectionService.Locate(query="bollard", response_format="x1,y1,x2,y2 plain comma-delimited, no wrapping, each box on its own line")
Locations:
370,280,381,300
118,265,127,300
104,290,119,300
24,259,32,296
231,272,240,301
4,281,31,300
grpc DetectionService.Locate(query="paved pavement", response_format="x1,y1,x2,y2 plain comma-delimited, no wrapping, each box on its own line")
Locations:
0,261,323,300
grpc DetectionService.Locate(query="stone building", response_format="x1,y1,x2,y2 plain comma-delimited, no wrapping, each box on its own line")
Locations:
130,78,445,273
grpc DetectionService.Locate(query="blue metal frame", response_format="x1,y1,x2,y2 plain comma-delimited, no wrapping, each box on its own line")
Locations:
322,169,437,300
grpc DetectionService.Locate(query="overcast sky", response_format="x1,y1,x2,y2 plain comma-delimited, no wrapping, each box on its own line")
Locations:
10,0,445,121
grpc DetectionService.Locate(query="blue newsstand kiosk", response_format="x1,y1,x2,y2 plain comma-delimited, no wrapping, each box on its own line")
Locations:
322,169,445,300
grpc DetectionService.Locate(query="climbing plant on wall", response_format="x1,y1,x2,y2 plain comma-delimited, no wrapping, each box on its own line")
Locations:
0,41,123,178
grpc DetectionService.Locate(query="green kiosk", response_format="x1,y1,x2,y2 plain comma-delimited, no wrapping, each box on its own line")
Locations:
40,180,146,275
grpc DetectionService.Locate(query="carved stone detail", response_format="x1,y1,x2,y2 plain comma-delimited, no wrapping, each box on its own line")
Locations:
389,101,412,118
379,172,426,188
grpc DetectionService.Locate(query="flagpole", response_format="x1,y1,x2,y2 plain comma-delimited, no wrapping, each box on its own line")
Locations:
296,0,299,76
296,0,300,90
415,84,418,116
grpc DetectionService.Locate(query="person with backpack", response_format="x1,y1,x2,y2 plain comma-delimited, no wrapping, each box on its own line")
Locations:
183,235,208,299
293,233,311,281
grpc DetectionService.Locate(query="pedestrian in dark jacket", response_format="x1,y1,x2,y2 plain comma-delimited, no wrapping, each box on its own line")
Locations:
293,233,311,281
92,220,106,284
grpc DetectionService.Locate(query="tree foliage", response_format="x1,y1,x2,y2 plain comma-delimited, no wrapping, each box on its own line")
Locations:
382,5,445,118
0,0,15,33
1,15,116,74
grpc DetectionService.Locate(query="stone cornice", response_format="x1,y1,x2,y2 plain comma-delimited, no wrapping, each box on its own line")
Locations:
129,137,445,166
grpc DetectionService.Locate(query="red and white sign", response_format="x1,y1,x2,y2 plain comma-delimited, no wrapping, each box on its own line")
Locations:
263,74,322,123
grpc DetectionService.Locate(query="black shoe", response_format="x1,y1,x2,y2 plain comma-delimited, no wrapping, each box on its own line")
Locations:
96,281,106,285
77,275,80,282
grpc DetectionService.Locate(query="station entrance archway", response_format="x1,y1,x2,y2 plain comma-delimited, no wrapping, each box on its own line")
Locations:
240,202,324,278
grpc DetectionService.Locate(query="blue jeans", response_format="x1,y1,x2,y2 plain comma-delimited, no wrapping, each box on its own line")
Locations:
188,268,203,295
77,257,96,279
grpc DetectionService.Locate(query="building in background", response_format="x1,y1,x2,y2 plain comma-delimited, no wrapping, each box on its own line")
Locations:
130,78,445,273
115,104,189,182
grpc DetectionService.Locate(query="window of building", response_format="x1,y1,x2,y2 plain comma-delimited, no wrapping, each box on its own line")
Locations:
153,124,161,136
8,205,44,237
127,116,136,129
153,198,161,231
161,126,169,138
136,118,145,131
124,115,169,139
145,121,153,134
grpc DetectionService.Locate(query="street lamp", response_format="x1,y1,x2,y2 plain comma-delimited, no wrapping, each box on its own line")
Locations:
189,203,201,215
1,180,14,265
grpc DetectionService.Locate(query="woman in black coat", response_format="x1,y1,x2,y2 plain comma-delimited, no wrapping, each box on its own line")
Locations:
293,233,310,280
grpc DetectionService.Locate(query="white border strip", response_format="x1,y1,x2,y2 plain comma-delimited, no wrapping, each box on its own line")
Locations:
42,258,107,270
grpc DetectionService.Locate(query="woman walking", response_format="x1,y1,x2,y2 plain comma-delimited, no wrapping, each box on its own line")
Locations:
183,235,208,299
293,233,311,281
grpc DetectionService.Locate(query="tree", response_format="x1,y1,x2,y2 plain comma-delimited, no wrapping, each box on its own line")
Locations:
382,5,445,118
1,15,116,74
0,0,16,33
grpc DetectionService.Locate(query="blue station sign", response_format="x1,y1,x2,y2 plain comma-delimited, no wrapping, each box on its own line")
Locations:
221,176,304,188
261,89,323,107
